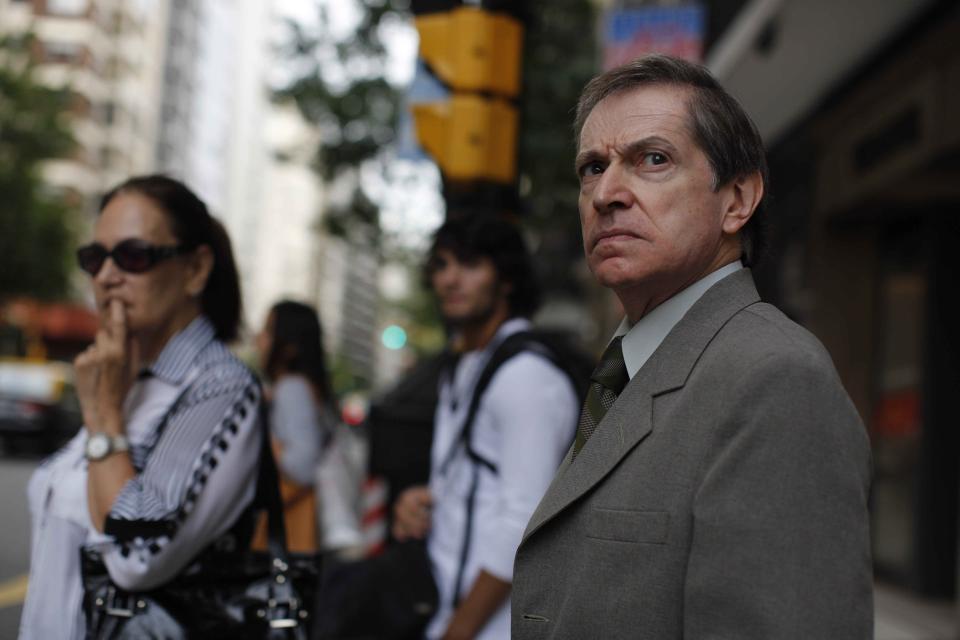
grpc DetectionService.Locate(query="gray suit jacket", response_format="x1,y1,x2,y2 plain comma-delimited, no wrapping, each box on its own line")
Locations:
512,270,873,639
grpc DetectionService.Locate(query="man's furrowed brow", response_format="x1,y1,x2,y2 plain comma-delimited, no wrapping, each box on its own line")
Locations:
574,149,606,173
621,136,680,158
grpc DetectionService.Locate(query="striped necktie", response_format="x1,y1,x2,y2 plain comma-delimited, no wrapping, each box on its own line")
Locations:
573,336,629,457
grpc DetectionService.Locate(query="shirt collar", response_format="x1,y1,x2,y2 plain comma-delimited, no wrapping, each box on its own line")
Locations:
490,316,532,347
614,261,743,379
451,316,532,358
142,315,217,384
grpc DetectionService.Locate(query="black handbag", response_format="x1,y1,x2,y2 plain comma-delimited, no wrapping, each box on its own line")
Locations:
81,396,320,639
312,539,437,640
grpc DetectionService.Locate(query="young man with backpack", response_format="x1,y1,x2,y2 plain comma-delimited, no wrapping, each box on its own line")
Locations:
392,216,581,640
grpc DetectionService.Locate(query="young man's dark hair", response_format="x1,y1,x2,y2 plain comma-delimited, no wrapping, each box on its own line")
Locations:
423,216,541,318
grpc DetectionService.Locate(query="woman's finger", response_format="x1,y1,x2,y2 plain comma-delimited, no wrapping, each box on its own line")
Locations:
107,298,127,344
75,345,97,367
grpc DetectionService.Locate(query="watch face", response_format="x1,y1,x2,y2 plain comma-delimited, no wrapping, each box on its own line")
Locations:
86,434,110,459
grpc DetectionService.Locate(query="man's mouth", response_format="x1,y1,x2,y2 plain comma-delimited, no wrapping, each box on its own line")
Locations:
592,229,638,249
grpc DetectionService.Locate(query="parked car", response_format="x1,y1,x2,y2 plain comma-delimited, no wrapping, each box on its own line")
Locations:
0,359,82,454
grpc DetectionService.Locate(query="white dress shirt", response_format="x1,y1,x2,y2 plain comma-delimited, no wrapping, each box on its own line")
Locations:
426,318,580,640
614,262,744,378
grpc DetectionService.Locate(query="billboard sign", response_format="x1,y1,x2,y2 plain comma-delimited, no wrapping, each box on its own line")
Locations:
603,5,706,69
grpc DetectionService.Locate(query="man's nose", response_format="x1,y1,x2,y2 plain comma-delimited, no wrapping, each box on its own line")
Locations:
592,164,634,214
434,265,460,289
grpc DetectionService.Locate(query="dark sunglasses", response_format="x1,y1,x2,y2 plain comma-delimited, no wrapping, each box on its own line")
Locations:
76,239,192,276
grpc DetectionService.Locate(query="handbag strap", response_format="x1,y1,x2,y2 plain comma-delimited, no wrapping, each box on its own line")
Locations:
253,390,314,637
140,371,295,572
136,365,204,461
254,396,292,563
148,372,293,566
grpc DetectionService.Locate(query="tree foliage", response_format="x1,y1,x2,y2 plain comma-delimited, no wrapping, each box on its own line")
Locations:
0,33,77,301
275,1,409,242
519,0,597,297
277,0,597,291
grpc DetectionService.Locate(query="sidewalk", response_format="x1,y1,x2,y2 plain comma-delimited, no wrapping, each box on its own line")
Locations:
876,582,956,640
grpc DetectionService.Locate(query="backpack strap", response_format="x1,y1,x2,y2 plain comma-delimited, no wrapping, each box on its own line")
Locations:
448,330,566,607
457,331,567,474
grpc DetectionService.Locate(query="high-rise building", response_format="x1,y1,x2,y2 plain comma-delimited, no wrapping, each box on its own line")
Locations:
246,104,325,329
0,0,167,214
155,0,239,214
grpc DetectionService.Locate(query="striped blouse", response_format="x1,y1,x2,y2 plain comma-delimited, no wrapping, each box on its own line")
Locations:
19,316,263,640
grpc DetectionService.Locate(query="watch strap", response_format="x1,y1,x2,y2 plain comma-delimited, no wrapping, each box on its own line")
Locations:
110,433,130,452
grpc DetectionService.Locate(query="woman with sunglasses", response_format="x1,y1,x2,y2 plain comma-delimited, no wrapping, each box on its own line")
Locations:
20,175,263,639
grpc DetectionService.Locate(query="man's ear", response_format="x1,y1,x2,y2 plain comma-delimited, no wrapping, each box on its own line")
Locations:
721,171,764,235
185,244,214,298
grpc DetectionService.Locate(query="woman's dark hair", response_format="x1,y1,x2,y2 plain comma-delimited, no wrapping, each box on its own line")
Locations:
265,300,336,409
99,174,243,342
423,216,541,318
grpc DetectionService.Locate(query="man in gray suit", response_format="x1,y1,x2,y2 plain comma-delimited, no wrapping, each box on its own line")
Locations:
511,54,873,639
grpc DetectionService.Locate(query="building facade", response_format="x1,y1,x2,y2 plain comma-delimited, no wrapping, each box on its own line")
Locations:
709,0,960,613
0,0,167,214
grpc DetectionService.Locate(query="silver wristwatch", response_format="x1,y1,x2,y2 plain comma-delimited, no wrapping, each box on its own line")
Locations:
84,432,130,461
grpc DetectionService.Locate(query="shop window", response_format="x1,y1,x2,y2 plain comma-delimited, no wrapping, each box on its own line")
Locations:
871,220,926,584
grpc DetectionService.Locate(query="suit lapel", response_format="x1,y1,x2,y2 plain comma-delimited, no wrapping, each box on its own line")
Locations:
522,269,761,542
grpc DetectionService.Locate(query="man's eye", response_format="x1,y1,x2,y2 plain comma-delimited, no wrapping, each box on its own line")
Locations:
579,161,604,177
642,152,669,166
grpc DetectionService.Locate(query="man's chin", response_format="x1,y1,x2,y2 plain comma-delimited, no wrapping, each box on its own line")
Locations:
590,261,642,290
442,307,496,330
440,305,470,323
443,313,477,328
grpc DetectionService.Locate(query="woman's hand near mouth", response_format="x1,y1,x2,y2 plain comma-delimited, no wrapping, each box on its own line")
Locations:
75,298,136,433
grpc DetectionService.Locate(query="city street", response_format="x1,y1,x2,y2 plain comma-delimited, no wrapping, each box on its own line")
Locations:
0,454,955,639
0,456,33,639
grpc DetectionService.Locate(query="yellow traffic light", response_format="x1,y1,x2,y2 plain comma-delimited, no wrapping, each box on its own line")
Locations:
412,94,518,183
415,7,523,98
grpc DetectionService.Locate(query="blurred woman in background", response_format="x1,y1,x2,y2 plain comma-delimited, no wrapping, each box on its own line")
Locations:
20,175,263,639
255,300,337,553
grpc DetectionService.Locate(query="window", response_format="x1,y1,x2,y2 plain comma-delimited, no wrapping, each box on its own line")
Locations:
101,101,116,125
44,41,82,64
46,0,88,16
99,145,114,167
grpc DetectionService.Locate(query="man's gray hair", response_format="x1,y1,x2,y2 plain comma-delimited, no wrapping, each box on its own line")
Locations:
574,54,769,266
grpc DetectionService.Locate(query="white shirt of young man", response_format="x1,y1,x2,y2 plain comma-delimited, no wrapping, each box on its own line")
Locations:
426,317,579,640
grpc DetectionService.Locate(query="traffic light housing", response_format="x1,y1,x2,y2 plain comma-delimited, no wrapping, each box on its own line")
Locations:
410,5,523,186
415,7,523,98
412,94,518,183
